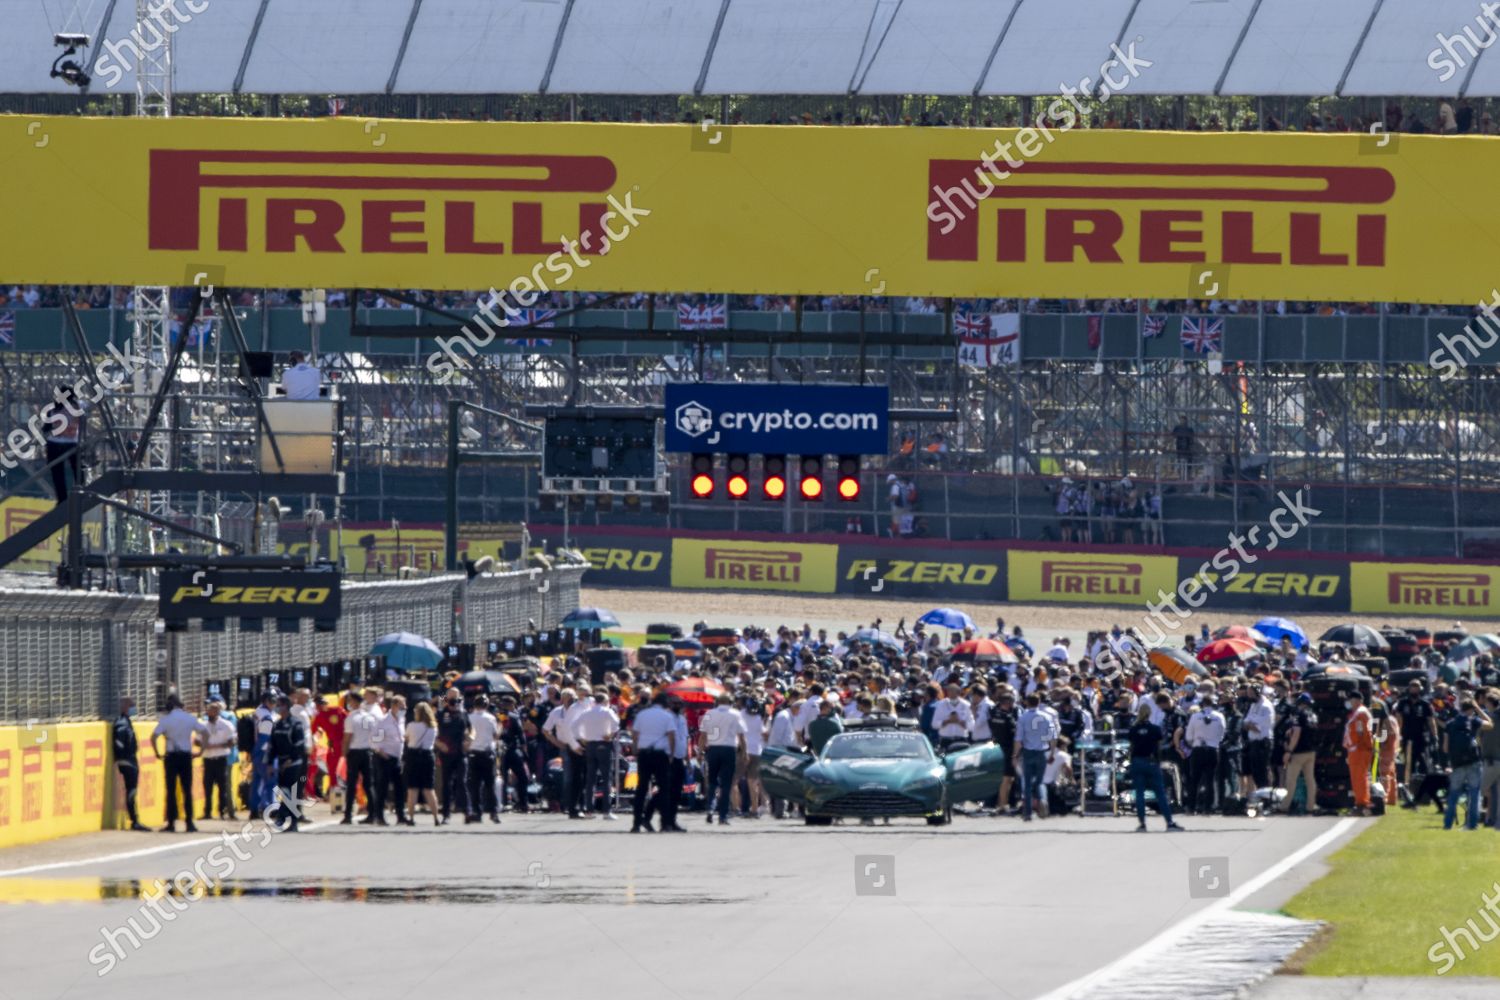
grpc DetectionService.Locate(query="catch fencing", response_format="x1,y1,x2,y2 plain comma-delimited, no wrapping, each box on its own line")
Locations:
0,564,583,725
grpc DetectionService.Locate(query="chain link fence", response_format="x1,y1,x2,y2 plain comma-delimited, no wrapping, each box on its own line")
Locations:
0,565,584,725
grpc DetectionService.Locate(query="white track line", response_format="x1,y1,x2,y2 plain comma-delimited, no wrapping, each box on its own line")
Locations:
0,821,327,878
1036,817,1360,1000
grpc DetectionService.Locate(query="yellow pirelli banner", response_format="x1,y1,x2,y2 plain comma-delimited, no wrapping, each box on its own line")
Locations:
1,116,1495,303
671,537,838,594
1350,561,1500,617
1008,550,1180,607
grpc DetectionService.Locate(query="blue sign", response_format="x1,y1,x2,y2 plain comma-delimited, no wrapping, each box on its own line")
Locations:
664,383,889,454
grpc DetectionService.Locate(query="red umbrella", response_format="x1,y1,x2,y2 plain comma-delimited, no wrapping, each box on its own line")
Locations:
951,638,1018,663
1214,624,1271,647
1196,637,1260,664
663,677,726,705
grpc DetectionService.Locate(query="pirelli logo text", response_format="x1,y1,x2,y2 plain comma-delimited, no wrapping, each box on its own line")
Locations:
149,150,619,257
1041,560,1143,597
1387,572,1491,609
926,162,1393,271
705,548,801,584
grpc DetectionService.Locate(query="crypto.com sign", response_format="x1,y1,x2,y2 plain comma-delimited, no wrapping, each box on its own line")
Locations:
3,117,1496,303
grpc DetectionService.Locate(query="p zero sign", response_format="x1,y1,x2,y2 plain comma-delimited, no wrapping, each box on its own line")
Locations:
159,569,342,622
664,383,889,455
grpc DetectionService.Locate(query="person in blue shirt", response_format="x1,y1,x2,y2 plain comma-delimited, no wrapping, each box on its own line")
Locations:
1014,693,1059,821
918,683,942,746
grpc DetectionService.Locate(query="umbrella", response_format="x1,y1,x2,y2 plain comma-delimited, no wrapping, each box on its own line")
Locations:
1196,637,1260,664
370,632,443,671
1254,617,1307,650
850,628,902,652
919,608,976,631
561,607,620,629
1214,624,1270,646
950,638,1018,663
1318,624,1390,652
1446,633,1500,662
1148,646,1208,685
664,676,726,705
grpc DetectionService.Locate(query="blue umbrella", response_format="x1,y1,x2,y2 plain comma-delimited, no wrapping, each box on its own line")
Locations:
561,607,621,629
918,608,975,630
370,632,442,671
1254,617,1307,650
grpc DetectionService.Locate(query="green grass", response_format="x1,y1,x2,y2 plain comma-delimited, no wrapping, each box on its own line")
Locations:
1282,806,1500,977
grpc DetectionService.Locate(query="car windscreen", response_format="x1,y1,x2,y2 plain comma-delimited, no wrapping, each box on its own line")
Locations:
823,732,933,761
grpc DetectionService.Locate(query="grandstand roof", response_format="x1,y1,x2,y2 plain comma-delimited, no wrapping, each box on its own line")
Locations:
7,0,1497,98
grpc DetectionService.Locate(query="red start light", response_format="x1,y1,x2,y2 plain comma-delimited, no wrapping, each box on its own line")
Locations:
838,477,860,500
764,475,787,499
727,475,749,498
800,476,824,499
691,474,714,498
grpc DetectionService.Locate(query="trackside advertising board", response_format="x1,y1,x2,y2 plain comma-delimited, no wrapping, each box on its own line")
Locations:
8,118,1497,303
1350,561,1500,616
159,569,342,622
1177,556,1350,612
664,383,889,455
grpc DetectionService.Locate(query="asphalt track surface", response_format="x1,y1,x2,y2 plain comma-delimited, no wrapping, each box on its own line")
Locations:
0,810,1364,1000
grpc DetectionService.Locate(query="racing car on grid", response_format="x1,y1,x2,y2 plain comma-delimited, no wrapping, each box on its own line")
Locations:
759,718,1006,825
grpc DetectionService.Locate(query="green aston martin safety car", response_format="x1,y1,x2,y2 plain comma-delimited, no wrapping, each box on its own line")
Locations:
760,722,1006,825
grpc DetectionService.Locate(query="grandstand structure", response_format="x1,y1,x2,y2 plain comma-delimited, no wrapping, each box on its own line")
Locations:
3,0,1499,577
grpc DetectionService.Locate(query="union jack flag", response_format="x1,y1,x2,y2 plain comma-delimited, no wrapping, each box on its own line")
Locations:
0,310,13,346
1180,316,1223,354
506,308,555,347
1143,314,1166,339
954,312,990,338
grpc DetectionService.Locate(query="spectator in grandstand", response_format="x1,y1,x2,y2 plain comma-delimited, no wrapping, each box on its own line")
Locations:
1172,417,1195,481
281,351,322,400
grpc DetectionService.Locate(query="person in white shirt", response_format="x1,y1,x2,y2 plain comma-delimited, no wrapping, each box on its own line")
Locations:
630,693,678,832
1240,687,1276,795
371,695,408,825
199,700,238,821
735,702,769,818
1184,697,1227,815
403,699,442,825
151,694,207,833
792,686,825,743
969,689,994,742
341,691,381,825
281,351,322,400
931,684,976,749
466,695,503,823
572,690,621,819
699,694,748,825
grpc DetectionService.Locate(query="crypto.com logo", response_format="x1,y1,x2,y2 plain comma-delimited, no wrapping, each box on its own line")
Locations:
674,401,713,438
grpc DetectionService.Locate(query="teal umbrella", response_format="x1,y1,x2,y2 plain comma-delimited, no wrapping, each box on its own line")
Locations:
370,632,443,671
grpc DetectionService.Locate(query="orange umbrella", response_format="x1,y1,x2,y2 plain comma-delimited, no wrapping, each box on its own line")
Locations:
664,676,726,705
1196,637,1260,664
1148,646,1207,685
951,638,1018,663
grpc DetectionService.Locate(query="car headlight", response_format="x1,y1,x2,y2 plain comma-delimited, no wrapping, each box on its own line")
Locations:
806,769,836,785
907,770,945,790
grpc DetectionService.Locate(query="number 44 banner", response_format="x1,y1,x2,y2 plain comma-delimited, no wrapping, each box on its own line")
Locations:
956,313,1020,368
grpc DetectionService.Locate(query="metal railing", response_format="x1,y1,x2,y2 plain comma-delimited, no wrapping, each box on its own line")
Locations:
0,564,583,725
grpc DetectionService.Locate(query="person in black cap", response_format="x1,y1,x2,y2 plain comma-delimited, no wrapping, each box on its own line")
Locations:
112,698,148,831
269,694,309,831
1279,693,1319,814
497,694,531,813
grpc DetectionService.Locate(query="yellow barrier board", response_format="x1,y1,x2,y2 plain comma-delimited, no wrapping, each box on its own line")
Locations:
0,720,220,850
671,537,837,594
0,116,1494,303
1008,550,1180,607
1350,561,1500,617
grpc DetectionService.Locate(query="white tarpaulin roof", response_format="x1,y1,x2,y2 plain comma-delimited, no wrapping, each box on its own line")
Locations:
3,0,1491,97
